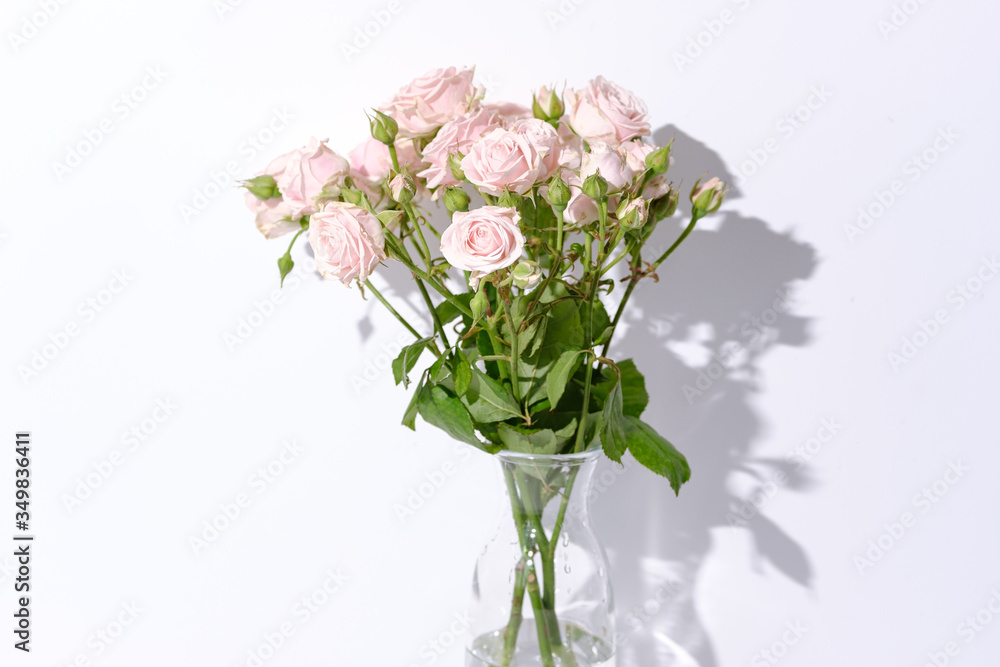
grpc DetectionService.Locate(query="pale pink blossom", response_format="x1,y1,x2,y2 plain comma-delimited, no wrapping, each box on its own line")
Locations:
417,108,502,190
379,66,478,138
308,202,387,285
277,137,350,218
580,143,634,193
461,128,543,196
565,76,650,145
440,206,524,286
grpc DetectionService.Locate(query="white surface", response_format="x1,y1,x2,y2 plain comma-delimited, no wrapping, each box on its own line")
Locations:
2,0,999,665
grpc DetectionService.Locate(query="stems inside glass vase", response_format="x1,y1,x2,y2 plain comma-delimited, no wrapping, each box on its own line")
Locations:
500,464,582,667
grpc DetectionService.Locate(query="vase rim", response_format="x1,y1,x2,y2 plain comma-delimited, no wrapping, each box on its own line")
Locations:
495,447,603,463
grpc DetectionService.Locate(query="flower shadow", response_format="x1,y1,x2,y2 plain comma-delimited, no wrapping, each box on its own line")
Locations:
591,125,819,666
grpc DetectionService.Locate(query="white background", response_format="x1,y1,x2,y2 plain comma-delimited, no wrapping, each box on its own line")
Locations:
2,0,999,665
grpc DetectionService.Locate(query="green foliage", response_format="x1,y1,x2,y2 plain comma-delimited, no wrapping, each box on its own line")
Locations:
392,337,434,388
623,416,691,495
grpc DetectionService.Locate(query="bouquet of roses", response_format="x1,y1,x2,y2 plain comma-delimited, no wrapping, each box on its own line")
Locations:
242,65,726,666
243,66,725,485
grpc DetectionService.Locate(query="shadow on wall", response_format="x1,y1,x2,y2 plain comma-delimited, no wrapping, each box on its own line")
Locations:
592,125,819,667
360,123,819,666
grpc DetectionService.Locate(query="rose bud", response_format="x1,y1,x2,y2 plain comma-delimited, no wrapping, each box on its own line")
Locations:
511,260,542,289
389,173,416,204
244,174,280,200
444,186,471,213
645,142,672,175
616,198,648,229
369,109,398,146
546,173,572,211
581,171,608,200
448,153,466,182
690,177,728,215
532,86,564,122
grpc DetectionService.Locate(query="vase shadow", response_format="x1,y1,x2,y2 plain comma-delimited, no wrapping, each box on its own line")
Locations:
591,125,819,666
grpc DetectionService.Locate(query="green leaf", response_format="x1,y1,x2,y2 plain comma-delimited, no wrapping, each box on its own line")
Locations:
521,299,584,404
417,385,486,451
476,330,499,378
546,349,584,409
496,419,578,456
278,254,294,287
617,359,649,418
594,325,615,346
580,298,611,345
401,371,427,430
497,424,559,455
600,378,627,464
623,416,690,495
436,293,473,325
462,368,523,423
392,337,434,388
453,349,472,397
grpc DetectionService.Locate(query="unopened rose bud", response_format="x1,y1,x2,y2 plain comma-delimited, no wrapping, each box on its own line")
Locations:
443,186,470,213
546,173,571,211
532,86,564,121
645,142,672,175
498,189,522,208
582,170,608,200
663,187,680,218
690,177,728,215
244,174,280,200
470,286,490,324
369,109,398,146
389,173,415,204
616,198,648,229
448,153,466,181
511,261,542,289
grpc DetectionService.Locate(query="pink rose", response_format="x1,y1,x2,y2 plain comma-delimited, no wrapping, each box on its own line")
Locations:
245,151,300,238
277,137,350,218
565,76,650,145
440,206,524,285
509,118,561,181
581,143,634,193
554,121,583,170
483,100,533,125
379,66,478,138
348,137,423,184
622,140,672,199
417,108,502,190
308,202,387,285
246,194,299,239
555,171,600,227
461,127,543,196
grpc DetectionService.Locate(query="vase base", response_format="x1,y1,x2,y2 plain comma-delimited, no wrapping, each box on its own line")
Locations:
466,620,615,667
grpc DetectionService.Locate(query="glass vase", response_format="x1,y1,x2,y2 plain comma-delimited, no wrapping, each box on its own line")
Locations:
466,449,616,666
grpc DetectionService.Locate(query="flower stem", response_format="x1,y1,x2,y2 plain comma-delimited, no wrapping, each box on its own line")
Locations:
415,279,450,350
650,211,702,272
526,563,556,667
502,300,522,403
555,207,566,265
501,559,527,666
601,212,701,356
366,283,440,357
